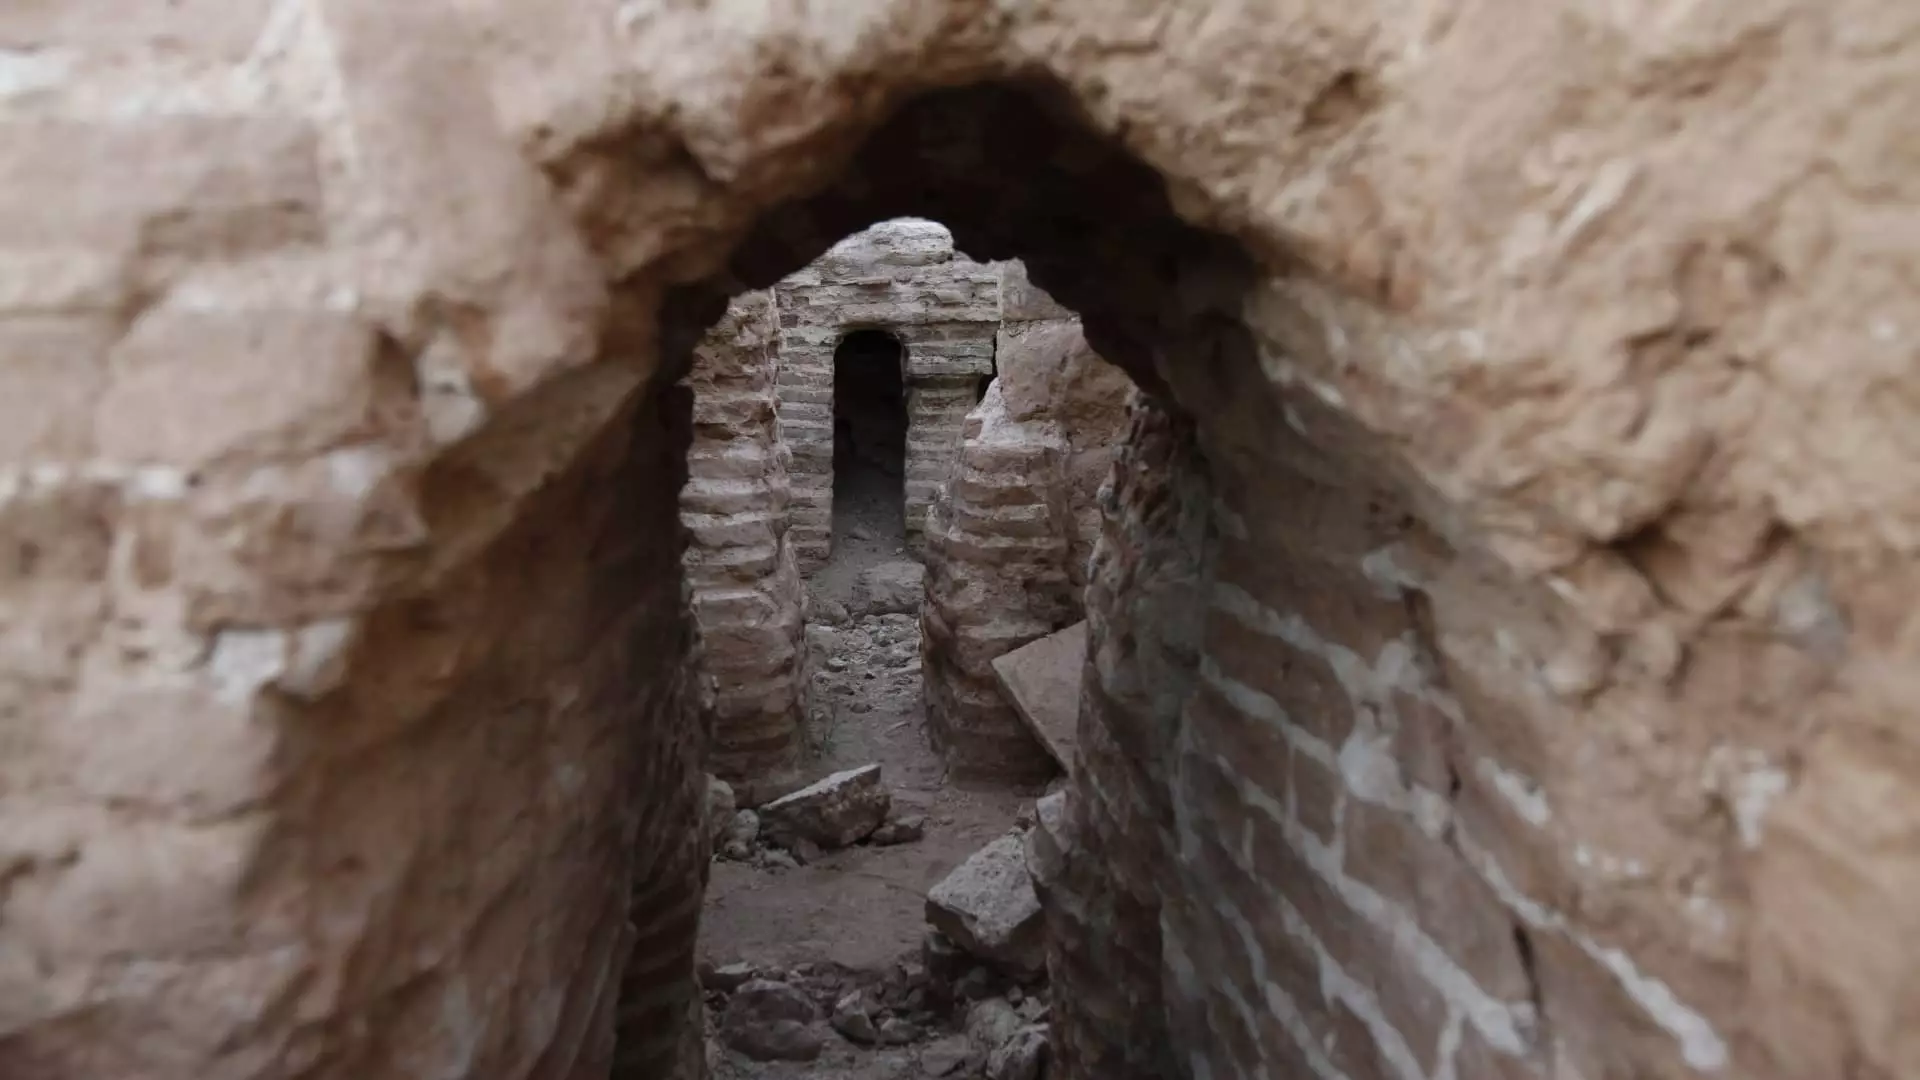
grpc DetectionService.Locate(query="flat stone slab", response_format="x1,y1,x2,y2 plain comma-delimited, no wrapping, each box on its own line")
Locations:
990,621,1085,775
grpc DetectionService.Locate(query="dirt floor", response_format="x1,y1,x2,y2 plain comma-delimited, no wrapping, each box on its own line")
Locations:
697,457,1046,1078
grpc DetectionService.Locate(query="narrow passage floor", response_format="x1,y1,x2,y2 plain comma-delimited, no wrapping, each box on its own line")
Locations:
697,457,1049,1079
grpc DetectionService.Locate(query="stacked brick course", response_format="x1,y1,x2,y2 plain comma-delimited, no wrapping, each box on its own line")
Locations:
773,219,1000,567
921,264,1132,782
678,291,807,786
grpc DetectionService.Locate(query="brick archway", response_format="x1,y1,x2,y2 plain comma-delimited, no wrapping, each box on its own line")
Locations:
2,6,1900,1080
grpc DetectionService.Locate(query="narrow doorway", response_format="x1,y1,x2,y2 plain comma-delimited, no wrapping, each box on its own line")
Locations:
831,328,908,546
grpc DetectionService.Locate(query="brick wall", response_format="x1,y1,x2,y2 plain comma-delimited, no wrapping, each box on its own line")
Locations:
1048,306,1775,1080
679,291,807,787
773,220,1000,566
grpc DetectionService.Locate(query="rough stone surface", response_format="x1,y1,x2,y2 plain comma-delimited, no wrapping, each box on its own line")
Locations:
829,989,881,1045
922,306,1131,781
4,7,1915,1080
985,1024,1050,1080
851,558,926,617
701,961,759,994
990,620,1088,775
681,290,809,783
719,979,824,1062
705,774,738,847
870,813,928,846
965,997,1025,1052
927,832,1047,977
721,809,761,850
758,764,892,849
920,1035,977,1078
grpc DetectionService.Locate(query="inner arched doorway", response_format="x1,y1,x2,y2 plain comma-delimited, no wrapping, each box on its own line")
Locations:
831,328,909,546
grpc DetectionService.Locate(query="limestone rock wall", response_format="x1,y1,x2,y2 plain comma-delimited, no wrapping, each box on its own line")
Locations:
679,291,806,786
6,6,1917,1080
921,279,1131,782
773,220,1000,567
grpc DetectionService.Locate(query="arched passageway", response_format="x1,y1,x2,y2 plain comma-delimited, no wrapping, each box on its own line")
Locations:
7,10,1899,1080
830,328,908,545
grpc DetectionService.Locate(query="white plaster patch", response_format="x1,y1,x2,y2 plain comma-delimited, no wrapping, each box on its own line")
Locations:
1684,893,1730,939
207,628,289,705
1309,379,1347,409
1476,757,1553,826
1207,897,1350,1080
277,617,358,700
1731,764,1790,849
1278,896,1428,1080
1338,728,1408,808
1460,835,1729,1070
128,466,190,500
417,336,491,445
1702,745,1793,850
1553,159,1641,251
1215,752,1536,1058
1572,844,1648,881
1545,575,1581,606
1200,657,1336,766
1325,319,1349,359
433,976,484,1080
0,461,193,505
1360,545,1416,598
325,444,391,497
0,48,73,99
1213,584,1449,717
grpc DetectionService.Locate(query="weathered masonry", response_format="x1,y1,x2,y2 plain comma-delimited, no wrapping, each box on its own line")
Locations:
3,6,1915,1080
773,219,1000,568
677,290,808,788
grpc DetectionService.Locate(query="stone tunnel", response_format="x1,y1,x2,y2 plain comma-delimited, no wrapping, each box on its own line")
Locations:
2,3,1917,1080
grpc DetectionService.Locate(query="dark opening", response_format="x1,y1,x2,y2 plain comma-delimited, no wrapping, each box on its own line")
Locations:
832,328,908,544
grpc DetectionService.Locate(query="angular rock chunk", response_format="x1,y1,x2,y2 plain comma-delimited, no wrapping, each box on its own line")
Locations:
926,831,1046,976
869,812,926,846
705,774,737,847
723,808,760,848
986,1024,1049,1080
720,979,823,1062
698,960,758,993
966,997,1023,1051
1025,791,1072,890
920,1034,978,1077
830,989,880,1044
759,763,891,849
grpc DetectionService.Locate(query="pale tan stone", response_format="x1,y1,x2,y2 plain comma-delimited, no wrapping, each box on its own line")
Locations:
0,5,1911,1080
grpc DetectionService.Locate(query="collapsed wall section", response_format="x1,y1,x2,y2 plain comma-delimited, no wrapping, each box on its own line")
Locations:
679,291,807,786
773,220,999,568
